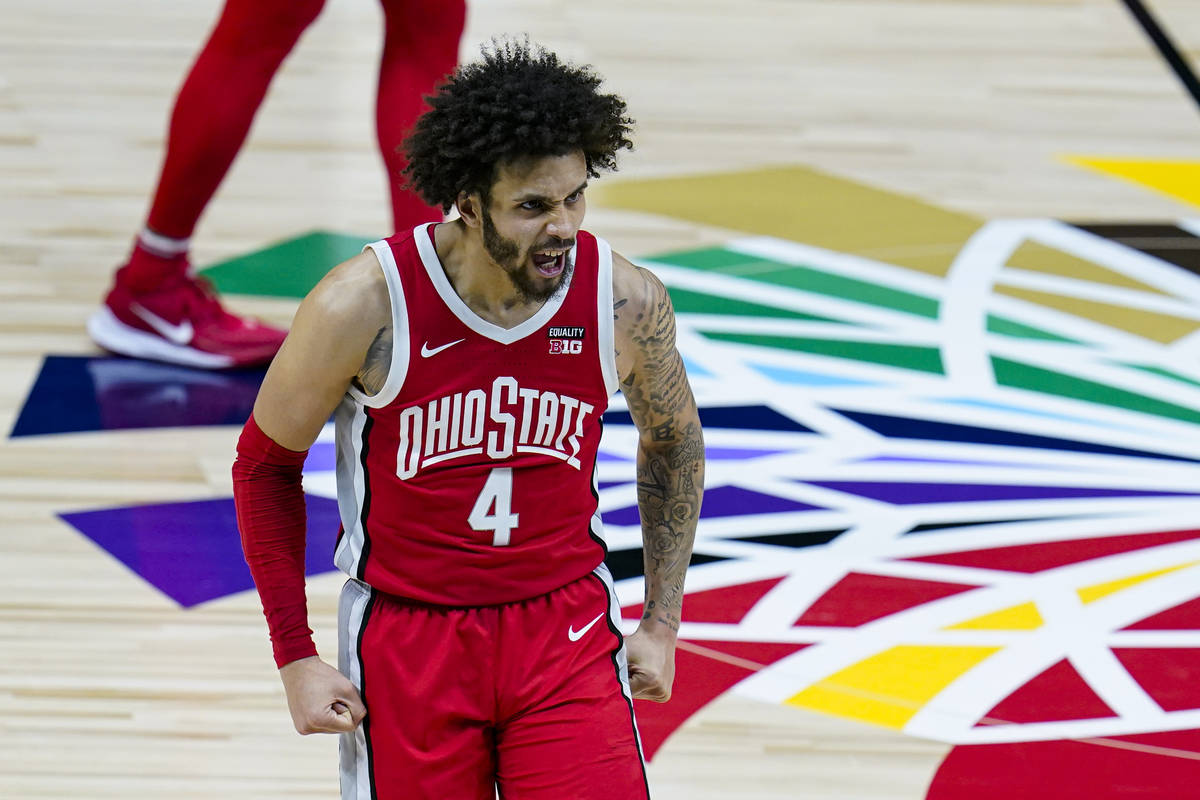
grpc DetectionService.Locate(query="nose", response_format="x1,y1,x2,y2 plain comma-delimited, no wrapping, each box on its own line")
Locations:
545,203,579,243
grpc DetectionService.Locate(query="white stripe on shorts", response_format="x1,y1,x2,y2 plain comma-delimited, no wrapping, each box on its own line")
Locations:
592,562,648,770
339,579,374,800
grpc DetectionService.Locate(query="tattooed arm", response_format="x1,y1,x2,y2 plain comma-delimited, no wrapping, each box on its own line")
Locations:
612,253,704,702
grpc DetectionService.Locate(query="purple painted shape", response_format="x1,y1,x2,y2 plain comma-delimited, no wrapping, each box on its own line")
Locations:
603,485,822,526
59,495,341,608
810,481,1199,505
706,446,791,460
598,447,786,465
304,442,337,472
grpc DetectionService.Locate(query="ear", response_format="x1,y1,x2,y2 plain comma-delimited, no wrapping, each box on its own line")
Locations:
456,191,484,229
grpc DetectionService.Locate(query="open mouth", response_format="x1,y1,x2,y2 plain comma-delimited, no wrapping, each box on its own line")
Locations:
532,248,568,277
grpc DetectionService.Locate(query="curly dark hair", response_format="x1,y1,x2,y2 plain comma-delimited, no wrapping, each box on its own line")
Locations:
402,38,635,212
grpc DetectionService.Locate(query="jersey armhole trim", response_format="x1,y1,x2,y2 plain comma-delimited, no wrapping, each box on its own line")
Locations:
346,240,410,409
595,236,619,397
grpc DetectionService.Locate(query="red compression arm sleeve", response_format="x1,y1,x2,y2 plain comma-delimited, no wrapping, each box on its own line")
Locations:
232,413,318,668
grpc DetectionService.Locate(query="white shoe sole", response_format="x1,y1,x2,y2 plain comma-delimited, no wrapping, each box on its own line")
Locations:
87,306,235,369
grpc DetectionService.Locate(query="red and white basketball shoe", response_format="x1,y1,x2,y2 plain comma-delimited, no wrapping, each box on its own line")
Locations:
88,269,287,369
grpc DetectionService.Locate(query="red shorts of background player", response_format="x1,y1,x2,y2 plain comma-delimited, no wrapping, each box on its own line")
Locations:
337,564,650,799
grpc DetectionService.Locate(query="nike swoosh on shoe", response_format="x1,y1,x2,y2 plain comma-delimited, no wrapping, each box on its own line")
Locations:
130,303,195,345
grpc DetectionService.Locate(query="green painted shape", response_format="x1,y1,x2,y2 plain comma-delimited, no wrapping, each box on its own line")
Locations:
986,315,1080,343
648,248,939,319
992,357,1200,425
647,248,780,271
1120,363,1200,389
668,286,842,323
199,231,373,299
701,331,944,374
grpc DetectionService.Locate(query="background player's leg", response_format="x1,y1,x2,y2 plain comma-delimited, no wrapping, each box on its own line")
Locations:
143,0,327,251
90,0,325,367
494,571,650,800
374,0,466,234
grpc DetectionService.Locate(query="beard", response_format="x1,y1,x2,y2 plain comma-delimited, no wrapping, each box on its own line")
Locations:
481,207,573,304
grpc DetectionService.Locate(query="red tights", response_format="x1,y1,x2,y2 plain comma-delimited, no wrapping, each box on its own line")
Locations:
140,0,464,250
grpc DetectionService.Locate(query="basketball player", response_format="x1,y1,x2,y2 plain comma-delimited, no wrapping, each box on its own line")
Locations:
233,40,705,798
89,0,465,369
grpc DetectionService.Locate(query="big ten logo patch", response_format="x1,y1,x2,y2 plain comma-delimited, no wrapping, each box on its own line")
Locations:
548,326,586,355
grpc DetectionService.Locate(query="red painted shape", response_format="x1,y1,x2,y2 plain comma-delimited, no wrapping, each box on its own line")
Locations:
1114,728,1200,754
683,639,808,666
619,580,813,760
1123,596,1200,631
1112,648,1200,712
632,639,807,760
926,730,1200,799
793,572,977,627
977,660,1114,726
622,576,787,624
907,529,1200,574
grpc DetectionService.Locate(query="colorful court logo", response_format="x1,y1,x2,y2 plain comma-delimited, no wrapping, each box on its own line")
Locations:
21,219,1200,797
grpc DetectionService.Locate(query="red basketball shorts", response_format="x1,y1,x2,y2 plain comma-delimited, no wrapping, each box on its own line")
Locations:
337,563,650,799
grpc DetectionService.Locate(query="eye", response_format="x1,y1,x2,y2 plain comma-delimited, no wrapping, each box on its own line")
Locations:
520,200,545,211
565,190,583,204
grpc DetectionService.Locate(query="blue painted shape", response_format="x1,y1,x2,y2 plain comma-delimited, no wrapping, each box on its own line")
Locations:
810,481,1198,505
682,355,713,378
858,455,1063,470
934,397,1141,430
751,363,880,387
59,495,340,608
833,409,1200,464
11,355,265,437
603,485,822,526
603,404,812,433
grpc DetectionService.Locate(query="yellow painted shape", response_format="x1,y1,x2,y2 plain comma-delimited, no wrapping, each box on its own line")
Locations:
593,165,983,277
945,601,1044,631
1065,157,1200,209
785,645,999,729
995,285,1200,344
1077,561,1199,605
1007,241,1167,296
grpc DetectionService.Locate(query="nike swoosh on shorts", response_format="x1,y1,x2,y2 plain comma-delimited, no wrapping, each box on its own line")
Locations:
568,612,606,642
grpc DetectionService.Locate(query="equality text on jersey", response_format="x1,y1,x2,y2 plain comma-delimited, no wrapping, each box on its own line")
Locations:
395,375,595,479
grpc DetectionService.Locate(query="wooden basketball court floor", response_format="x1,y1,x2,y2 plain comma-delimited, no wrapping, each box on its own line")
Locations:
4,1,1200,797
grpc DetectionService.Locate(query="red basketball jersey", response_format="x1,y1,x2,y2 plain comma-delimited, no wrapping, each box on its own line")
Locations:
332,224,619,605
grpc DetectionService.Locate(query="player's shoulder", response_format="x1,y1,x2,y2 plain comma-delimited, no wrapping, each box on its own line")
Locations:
299,248,390,334
612,251,670,324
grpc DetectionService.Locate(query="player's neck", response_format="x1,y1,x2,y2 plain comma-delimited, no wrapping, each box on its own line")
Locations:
432,221,546,329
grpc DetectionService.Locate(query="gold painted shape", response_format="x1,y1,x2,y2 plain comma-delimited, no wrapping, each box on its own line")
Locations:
786,644,1000,729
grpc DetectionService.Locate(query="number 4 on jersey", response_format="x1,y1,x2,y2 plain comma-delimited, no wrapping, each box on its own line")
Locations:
469,467,519,546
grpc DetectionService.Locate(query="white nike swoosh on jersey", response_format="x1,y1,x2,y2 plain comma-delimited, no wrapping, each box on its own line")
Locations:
568,612,606,642
130,303,194,345
421,338,465,357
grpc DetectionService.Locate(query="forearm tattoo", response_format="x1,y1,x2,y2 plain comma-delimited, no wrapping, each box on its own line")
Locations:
617,268,705,633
